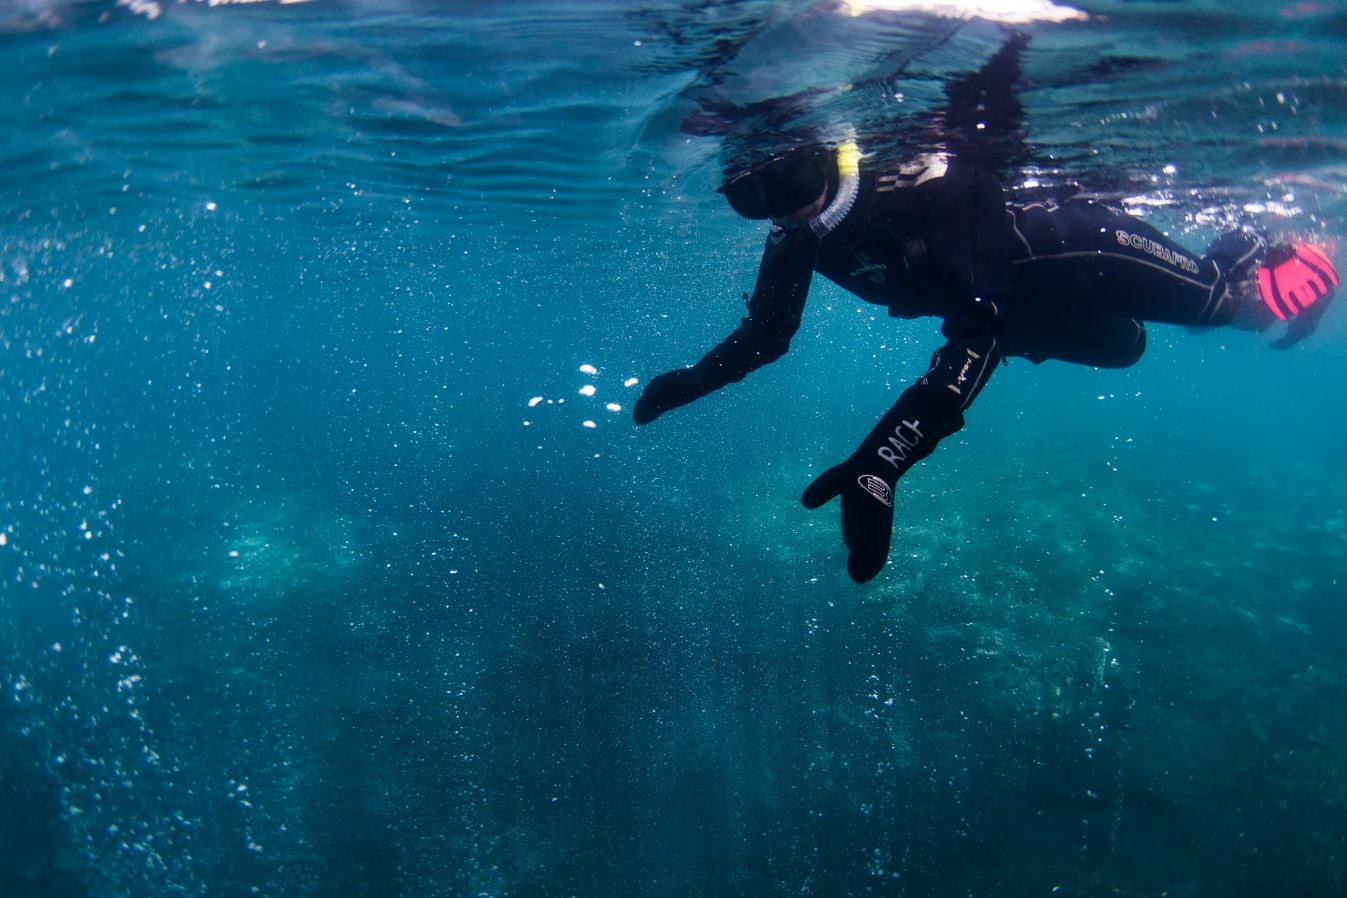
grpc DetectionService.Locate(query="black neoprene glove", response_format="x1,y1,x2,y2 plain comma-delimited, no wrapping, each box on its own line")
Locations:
801,456,897,583
802,403,950,583
632,368,707,425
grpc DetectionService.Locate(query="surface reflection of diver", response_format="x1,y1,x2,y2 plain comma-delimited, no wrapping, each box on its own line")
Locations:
634,44,1339,584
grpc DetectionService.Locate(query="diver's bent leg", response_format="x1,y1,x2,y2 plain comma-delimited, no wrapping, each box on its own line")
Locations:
1017,201,1262,327
1014,201,1337,347
1068,315,1147,368
1095,211,1261,326
1004,308,1146,368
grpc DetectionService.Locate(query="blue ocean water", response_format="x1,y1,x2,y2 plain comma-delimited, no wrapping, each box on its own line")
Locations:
2,1,1346,895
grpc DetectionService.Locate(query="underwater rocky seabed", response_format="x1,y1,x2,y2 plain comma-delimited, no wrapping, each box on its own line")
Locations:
4,233,1346,898
5,458,1347,898
2,205,1346,898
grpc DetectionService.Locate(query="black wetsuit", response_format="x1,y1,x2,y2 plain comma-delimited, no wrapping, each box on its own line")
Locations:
687,158,1266,472
637,157,1271,581
638,22,1335,582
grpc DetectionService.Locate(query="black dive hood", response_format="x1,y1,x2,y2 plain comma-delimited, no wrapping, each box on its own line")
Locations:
719,148,828,220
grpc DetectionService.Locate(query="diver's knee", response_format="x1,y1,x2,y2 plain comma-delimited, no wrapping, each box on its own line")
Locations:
1094,323,1145,368
1118,324,1146,367
1204,297,1240,328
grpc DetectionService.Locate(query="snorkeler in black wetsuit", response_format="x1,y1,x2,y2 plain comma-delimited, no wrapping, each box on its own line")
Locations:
633,42,1339,584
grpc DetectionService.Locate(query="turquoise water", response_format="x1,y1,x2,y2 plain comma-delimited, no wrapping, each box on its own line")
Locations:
2,1,1346,896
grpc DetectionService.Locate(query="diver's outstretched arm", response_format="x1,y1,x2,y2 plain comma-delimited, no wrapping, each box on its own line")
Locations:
802,325,1001,583
634,223,819,424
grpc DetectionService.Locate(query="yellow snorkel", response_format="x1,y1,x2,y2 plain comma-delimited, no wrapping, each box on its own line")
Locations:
809,139,862,237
